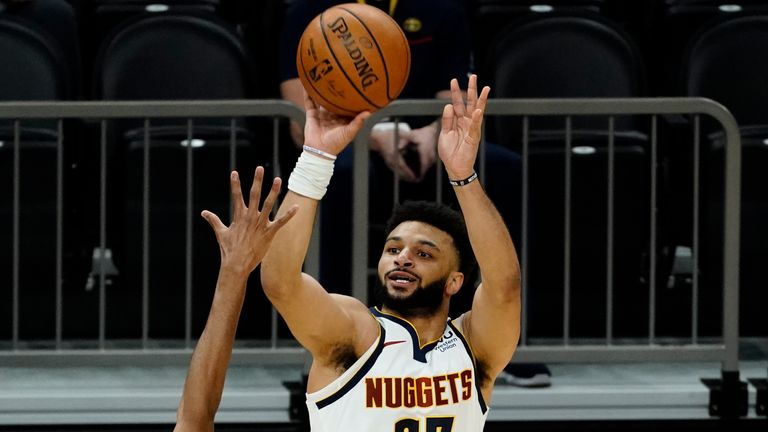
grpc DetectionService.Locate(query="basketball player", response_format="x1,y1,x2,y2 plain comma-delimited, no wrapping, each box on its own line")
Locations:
261,75,521,431
174,167,297,432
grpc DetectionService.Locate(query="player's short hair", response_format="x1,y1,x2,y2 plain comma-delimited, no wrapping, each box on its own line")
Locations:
385,201,477,279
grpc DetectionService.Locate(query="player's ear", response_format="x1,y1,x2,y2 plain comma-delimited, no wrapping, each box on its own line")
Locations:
445,271,464,296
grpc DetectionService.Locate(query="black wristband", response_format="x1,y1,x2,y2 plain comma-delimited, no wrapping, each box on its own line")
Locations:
448,171,478,187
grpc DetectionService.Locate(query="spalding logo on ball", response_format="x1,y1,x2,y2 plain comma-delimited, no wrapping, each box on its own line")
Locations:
296,3,411,116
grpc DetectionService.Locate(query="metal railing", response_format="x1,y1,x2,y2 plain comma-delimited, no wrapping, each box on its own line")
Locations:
0,100,309,366
0,98,742,377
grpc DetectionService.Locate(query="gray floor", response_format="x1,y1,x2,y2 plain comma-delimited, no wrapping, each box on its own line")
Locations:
0,361,765,425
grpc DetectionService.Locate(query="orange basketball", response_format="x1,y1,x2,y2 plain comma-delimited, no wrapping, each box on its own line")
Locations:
296,3,411,116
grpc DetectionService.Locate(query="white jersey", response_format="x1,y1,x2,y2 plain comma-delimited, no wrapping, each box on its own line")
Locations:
306,307,489,432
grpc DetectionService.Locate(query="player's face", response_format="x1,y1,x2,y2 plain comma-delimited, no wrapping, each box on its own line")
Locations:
376,221,460,317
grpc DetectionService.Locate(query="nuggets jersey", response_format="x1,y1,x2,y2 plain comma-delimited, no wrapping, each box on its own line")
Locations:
306,307,488,432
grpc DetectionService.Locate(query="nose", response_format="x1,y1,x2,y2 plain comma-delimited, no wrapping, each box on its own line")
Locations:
394,249,413,267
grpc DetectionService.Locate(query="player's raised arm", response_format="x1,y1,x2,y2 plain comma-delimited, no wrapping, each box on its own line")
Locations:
174,168,296,432
438,75,522,388
260,93,378,375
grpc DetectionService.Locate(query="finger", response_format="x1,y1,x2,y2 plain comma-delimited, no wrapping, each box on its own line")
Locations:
397,136,412,151
201,210,226,233
230,171,246,221
419,149,434,178
302,89,317,112
466,74,478,111
259,176,282,221
440,103,454,133
467,108,484,144
270,204,299,232
248,166,265,214
397,157,417,182
476,85,491,115
339,110,370,144
450,79,466,118
348,110,371,133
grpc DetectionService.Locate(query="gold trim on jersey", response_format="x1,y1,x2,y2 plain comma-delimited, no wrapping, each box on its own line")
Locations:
374,307,444,349
447,319,488,413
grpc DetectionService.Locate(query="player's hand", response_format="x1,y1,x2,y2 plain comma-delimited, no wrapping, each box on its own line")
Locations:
201,167,298,278
401,123,439,181
437,74,490,180
302,91,370,157
370,129,418,182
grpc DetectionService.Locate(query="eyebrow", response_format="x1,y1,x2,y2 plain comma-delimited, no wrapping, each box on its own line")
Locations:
385,236,441,251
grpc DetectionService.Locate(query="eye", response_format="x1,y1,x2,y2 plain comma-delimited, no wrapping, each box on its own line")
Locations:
386,247,400,254
417,251,432,259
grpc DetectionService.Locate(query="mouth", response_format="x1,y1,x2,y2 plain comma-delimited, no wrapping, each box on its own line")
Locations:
386,270,420,289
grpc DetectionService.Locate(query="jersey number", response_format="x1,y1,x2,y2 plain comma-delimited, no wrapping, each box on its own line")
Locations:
394,416,454,432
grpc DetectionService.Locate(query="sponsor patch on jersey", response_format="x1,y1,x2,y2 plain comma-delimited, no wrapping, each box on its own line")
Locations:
435,329,458,353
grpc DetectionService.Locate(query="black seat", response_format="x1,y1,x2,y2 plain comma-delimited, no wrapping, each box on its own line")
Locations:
80,0,220,72
471,1,606,80
91,14,267,340
1,0,82,98
682,15,768,337
652,0,768,95
487,14,651,340
0,16,75,341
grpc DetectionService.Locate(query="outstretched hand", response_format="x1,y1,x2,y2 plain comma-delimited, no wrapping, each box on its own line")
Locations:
201,166,298,277
303,91,371,157
437,74,490,180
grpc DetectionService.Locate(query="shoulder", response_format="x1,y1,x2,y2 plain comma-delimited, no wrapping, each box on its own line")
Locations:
330,294,380,354
451,312,468,334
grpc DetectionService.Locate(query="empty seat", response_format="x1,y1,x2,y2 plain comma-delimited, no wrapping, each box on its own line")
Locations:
0,0,81,98
652,0,768,95
0,16,74,341
90,14,268,340
80,0,221,86
471,1,607,73
487,14,652,340
682,15,768,337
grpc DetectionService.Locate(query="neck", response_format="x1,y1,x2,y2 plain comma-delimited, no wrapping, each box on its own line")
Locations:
381,305,450,347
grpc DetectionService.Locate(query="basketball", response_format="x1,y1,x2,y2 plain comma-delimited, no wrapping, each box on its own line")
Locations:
296,3,411,116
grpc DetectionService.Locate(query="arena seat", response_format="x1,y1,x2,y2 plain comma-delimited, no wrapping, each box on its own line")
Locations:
91,13,270,340
0,16,74,341
652,0,768,95
682,15,768,337
80,0,220,88
487,14,652,340
471,1,606,77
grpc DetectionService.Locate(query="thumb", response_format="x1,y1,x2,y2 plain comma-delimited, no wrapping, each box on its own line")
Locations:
441,104,454,134
348,111,371,134
201,210,225,233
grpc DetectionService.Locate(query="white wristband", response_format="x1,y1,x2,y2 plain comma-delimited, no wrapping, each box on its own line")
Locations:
302,145,337,160
288,151,335,200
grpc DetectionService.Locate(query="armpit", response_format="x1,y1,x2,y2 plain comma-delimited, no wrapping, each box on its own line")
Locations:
327,343,358,374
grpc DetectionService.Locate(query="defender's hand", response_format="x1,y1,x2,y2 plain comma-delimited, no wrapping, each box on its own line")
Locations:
201,167,298,278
